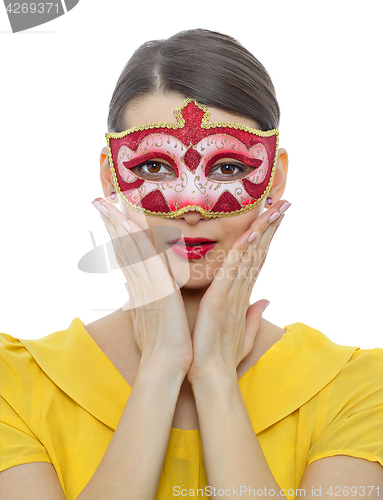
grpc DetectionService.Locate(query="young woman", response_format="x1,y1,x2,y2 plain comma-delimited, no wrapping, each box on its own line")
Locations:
1,29,382,500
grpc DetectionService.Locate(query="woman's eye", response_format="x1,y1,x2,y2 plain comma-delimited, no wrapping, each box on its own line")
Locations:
131,161,175,179
218,164,239,175
209,163,251,180
143,162,167,174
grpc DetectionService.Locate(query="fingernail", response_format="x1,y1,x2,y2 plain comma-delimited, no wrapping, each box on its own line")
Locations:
269,212,280,223
279,202,291,215
247,231,258,244
275,214,285,227
263,301,271,312
122,221,132,233
99,205,109,216
92,200,109,217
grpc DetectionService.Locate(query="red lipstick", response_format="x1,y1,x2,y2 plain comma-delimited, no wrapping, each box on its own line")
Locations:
168,237,217,260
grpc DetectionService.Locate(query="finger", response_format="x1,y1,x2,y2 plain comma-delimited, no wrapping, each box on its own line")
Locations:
113,215,179,304
250,212,285,280
93,198,177,300
228,213,284,317
93,199,157,310
94,198,159,268
206,202,289,298
241,300,270,360
100,207,144,286
239,198,289,280
229,201,290,287
242,215,285,304
239,200,291,257
207,229,255,297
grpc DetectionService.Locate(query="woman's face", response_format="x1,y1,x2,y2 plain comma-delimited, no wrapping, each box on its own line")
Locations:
110,93,280,289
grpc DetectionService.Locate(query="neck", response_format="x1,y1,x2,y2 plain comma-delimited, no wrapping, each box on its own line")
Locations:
179,286,251,333
92,289,284,375
119,285,251,334
180,285,209,333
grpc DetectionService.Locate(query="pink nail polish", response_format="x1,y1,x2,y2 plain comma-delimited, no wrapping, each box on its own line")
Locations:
99,205,109,217
269,212,280,223
92,200,109,217
262,301,271,312
247,231,258,243
122,221,132,232
279,202,291,214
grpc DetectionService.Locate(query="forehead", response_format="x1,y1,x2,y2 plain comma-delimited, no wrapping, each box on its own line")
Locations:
123,93,259,131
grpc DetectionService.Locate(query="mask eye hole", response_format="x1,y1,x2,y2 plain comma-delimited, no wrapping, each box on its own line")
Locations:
208,159,256,181
130,159,177,180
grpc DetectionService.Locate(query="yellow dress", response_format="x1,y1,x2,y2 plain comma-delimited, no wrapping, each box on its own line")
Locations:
1,319,382,500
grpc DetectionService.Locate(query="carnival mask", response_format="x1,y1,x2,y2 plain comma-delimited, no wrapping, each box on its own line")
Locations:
105,98,279,218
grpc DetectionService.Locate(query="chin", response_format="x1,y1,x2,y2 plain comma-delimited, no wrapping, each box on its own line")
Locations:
165,251,223,289
179,278,212,290
171,266,215,290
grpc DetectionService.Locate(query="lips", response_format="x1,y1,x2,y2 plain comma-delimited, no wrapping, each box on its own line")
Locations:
168,237,217,246
168,237,217,260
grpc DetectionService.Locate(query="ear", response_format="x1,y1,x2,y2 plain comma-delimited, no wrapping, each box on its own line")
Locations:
266,148,288,209
100,146,118,204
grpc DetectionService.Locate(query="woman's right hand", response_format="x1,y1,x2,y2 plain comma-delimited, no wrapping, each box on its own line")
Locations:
92,197,193,378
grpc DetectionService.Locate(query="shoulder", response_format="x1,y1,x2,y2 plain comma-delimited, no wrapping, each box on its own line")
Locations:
1,332,43,427
346,345,382,366
0,332,39,381
308,342,382,444
306,346,383,470
0,319,86,404
1,331,27,354
328,346,383,400
83,309,139,384
285,322,382,388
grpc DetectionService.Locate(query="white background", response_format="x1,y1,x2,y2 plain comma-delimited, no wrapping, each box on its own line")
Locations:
0,1,382,347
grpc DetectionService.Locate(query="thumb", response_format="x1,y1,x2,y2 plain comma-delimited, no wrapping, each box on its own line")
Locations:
243,300,270,353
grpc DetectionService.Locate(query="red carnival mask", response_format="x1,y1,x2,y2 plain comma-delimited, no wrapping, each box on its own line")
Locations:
105,98,279,218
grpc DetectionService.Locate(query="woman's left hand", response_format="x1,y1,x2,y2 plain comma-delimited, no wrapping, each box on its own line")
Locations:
186,200,291,386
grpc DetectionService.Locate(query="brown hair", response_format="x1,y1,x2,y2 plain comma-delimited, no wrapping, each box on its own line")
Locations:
107,29,280,133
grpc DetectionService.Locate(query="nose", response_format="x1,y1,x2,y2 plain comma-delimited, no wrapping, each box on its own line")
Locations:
175,209,209,224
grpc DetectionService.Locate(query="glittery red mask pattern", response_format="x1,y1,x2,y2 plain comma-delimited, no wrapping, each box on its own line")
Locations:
105,98,279,218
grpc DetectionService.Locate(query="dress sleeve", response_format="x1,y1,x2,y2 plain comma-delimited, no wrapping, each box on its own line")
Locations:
307,348,383,467
0,396,52,472
0,333,52,472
